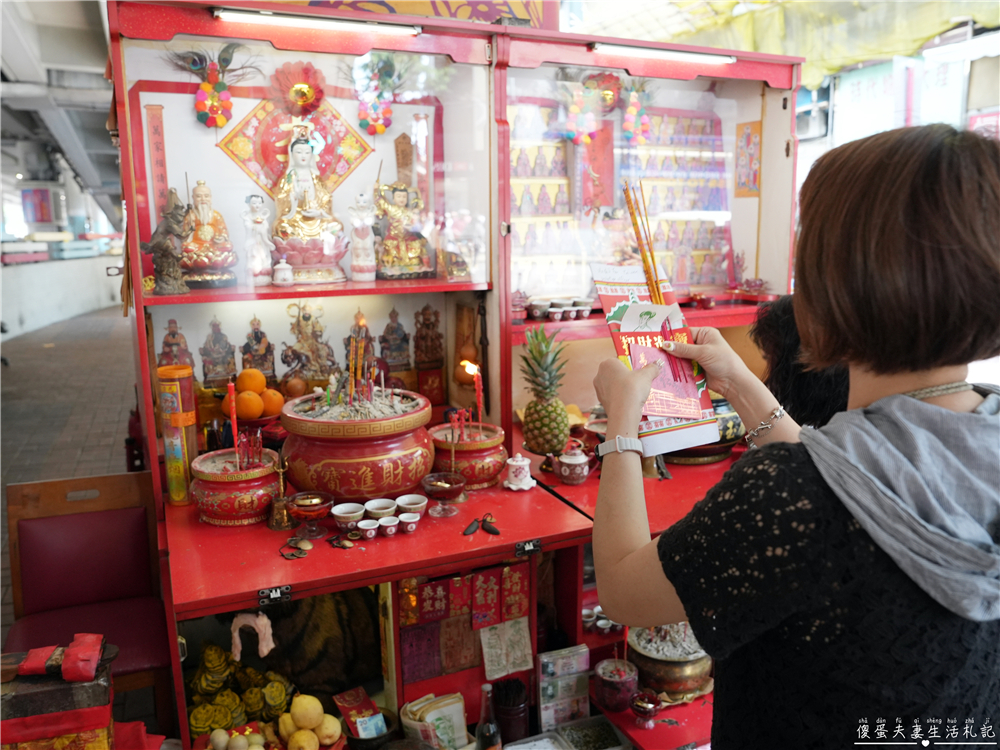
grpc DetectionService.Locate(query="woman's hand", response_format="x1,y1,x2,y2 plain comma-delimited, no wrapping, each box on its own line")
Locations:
593,358,662,428
663,326,755,400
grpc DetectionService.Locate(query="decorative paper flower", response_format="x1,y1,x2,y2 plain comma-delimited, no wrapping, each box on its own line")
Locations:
622,91,650,144
165,43,257,130
268,62,327,118
584,72,623,112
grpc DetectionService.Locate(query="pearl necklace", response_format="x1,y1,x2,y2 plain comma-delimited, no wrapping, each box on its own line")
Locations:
901,381,973,401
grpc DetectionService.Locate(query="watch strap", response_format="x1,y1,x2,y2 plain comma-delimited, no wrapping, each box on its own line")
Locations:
597,434,644,457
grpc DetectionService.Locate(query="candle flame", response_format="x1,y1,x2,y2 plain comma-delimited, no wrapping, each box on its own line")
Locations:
460,360,479,375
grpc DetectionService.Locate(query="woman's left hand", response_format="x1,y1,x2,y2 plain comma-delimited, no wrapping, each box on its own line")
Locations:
593,357,662,428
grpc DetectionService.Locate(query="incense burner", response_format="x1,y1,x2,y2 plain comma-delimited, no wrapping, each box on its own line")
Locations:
427,423,507,490
280,390,434,501
190,448,282,526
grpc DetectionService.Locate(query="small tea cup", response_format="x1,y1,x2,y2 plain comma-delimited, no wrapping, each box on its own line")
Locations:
378,516,400,537
365,498,397,519
398,512,420,533
357,519,379,540
596,617,613,635
547,308,564,322
574,306,592,319
332,503,365,531
582,608,597,631
396,494,428,518
527,302,551,320
551,299,574,308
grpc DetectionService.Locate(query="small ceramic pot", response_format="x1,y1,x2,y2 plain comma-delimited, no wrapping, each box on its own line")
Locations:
398,512,420,533
271,258,294,286
428,423,508,490
365,498,397,519
357,519,379,540
190,449,281,526
527,302,551,320
379,516,400,537
551,444,597,485
503,453,536,491
395,494,428,517
572,297,594,309
596,618,613,635
562,308,578,320
582,608,597,631
547,308,564,322
551,299,573,308
574,306,592,319
595,659,638,713
332,502,365,531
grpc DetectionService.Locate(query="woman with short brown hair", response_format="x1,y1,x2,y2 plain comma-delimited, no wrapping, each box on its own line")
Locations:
592,124,1000,749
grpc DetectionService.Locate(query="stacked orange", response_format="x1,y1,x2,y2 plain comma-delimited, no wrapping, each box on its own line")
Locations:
221,369,285,420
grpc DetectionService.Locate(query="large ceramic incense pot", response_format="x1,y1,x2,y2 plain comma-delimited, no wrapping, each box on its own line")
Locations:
428,423,507,490
190,448,282,526
280,390,434,501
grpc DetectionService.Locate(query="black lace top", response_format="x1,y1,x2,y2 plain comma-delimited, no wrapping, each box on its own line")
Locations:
657,442,1000,750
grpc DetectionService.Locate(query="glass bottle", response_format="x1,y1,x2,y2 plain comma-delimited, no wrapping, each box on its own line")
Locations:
475,683,502,750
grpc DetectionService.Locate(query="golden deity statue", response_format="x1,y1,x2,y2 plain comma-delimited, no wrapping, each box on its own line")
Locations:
181,180,237,287
374,181,434,279
271,124,347,283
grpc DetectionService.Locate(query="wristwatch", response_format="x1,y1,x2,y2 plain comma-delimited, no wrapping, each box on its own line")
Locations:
596,435,644,458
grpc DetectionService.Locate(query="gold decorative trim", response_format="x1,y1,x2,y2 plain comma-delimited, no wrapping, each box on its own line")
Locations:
428,424,505,451
191,449,280,482
199,512,268,526
281,393,431,438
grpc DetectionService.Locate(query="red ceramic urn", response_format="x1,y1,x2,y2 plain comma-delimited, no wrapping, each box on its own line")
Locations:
280,391,435,501
428,423,507,490
190,448,282,526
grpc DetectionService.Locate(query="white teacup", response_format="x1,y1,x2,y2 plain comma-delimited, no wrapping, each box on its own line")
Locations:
399,512,420,533
378,516,400,537
357,519,379,540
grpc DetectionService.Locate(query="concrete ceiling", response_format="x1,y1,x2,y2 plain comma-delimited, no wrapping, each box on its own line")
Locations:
1,0,121,230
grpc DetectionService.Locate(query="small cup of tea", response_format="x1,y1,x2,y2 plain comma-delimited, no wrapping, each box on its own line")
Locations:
547,308,564,322
399,512,420,533
357,519,379,540
379,516,400,537
365,498,397,519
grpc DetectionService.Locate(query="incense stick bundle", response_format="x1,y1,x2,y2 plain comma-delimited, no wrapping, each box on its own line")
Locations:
623,179,664,305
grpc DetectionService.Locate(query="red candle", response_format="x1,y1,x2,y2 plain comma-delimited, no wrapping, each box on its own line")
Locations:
227,381,239,470
474,365,484,426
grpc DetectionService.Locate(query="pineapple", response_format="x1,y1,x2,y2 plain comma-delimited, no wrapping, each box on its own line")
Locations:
520,325,571,455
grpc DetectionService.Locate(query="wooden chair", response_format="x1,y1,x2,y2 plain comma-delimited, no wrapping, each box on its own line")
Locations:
4,472,174,736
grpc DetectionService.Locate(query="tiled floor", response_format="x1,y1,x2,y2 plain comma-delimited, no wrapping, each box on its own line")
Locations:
1,306,165,735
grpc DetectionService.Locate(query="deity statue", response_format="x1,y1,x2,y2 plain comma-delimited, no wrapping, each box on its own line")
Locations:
646,186,661,217
241,316,276,384
532,149,549,177
344,308,375,364
510,186,520,217
413,304,444,370
378,307,411,372
373,181,434,279
271,124,347,283
283,302,337,383
182,181,237,287
536,185,553,215
157,318,195,369
549,147,567,177
348,192,377,282
514,147,532,178
144,189,192,296
199,317,237,389
242,195,275,287
554,184,569,215
519,187,536,217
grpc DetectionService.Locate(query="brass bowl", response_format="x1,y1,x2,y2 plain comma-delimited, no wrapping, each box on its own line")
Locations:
627,649,713,694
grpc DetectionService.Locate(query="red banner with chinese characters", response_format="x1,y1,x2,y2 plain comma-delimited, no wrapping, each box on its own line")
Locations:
502,563,530,621
472,567,502,630
449,574,471,617
144,104,168,218
419,580,450,623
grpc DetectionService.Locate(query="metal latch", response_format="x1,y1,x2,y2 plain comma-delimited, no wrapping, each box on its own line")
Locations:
500,221,510,237
515,539,542,557
258,585,292,606
485,43,492,62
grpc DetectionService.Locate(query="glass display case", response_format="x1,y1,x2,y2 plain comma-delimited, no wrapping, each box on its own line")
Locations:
507,67,771,302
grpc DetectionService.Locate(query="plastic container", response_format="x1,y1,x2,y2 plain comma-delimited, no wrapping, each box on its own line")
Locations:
158,365,199,505
594,659,638,713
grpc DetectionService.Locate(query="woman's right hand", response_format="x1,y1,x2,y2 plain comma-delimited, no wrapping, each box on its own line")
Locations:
663,327,755,400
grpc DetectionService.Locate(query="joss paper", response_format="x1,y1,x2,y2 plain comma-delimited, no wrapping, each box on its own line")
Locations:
419,580,449,623
472,567,502,630
400,622,442,684
502,563,530,621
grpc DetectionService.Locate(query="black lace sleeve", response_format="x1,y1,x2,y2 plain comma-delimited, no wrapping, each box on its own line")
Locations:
657,442,844,660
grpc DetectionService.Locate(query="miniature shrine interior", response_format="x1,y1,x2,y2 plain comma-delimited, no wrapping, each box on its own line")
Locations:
2,3,805,750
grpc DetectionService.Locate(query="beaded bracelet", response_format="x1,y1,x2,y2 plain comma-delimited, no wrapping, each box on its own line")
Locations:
745,406,786,450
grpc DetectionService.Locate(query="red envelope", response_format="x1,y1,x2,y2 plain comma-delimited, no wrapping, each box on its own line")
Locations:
502,563,530,621
472,567,502,630
418,580,450,623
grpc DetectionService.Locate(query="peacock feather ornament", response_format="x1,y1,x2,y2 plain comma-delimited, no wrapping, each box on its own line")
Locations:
166,43,260,129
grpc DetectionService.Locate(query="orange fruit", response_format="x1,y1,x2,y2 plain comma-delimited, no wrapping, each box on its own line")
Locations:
236,368,267,394
261,388,284,417
221,391,233,416
235,390,264,420
284,377,307,398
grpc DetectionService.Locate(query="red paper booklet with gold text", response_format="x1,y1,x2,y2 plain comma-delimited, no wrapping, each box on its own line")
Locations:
590,263,720,456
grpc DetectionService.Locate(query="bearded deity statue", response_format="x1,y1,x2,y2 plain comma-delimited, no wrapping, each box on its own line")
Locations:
373,181,434,280
181,181,237,287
